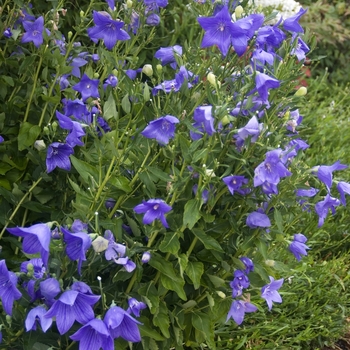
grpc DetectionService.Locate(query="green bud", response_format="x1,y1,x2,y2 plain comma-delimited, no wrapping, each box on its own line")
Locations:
126,0,133,8
207,72,221,88
294,86,307,97
43,126,50,135
112,69,118,76
51,121,58,132
94,72,100,79
156,64,163,73
80,10,85,18
67,31,73,40
6,315,12,325
220,115,230,126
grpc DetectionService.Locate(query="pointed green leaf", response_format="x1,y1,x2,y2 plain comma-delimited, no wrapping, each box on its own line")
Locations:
149,254,186,300
70,156,99,184
192,228,223,252
108,175,132,193
153,301,170,338
183,199,201,229
18,122,41,151
104,92,117,120
274,209,283,233
159,232,180,255
121,94,131,113
185,261,204,289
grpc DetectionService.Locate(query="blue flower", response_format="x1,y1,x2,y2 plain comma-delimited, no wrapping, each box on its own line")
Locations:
337,181,350,205
190,105,215,140
141,251,151,263
283,8,307,33
46,142,74,173
127,297,147,317
226,300,257,325
134,199,172,228
141,115,179,145
21,16,45,48
261,276,284,310
70,318,114,350
315,194,340,227
240,256,254,274
25,305,52,332
72,74,100,102
154,45,182,69
7,224,51,267
222,175,249,196
61,227,92,275
254,149,291,187
316,161,347,191
45,289,100,334
104,306,142,342
0,260,22,315
246,211,271,229
289,234,310,261
87,11,130,50
255,72,280,103
230,270,250,297
55,111,86,147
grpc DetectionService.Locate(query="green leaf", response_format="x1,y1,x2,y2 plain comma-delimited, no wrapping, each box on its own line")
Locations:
147,166,171,182
125,214,141,237
18,122,41,151
139,323,165,341
138,282,159,314
192,228,223,252
274,209,284,233
108,175,132,193
161,274,187,301
149,254,186,300
178,253,188,278
159,232,180,255
70,156,99,184
183,199,201,229
104,92,118,120
153,301,170,338
121,94,131,113
192,312,216,349
177,134,190,161
185,261,204,289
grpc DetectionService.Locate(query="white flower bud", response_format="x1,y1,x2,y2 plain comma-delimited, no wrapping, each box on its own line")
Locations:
142,64,153,77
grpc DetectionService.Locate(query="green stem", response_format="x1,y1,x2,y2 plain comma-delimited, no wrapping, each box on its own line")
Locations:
0,177,43,240
23,51,45,123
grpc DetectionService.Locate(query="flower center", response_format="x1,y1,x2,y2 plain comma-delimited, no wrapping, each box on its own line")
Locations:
218,22,225,32
153,204,159,210
161,120,170,131
33,30,39,36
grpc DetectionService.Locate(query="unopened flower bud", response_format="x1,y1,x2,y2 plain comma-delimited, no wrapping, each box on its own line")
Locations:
126,0,133,8
220,115,230,126
112,69,118,76
92,236,109,253
207,72,221,88
142,64,153,77
235,5,244,19
94,72,100,79
6,315,12,325
265,259,275,267
216,291,226,299
294,86,307,97
67,31,73,40
141,251,151,263
43,126,50,135
156,64,162,73
61,8,67,16
51,121,58,132
34,139,46,151
80,10,85,18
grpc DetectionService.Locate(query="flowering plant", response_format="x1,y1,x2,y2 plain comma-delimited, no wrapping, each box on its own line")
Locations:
0,0,349,349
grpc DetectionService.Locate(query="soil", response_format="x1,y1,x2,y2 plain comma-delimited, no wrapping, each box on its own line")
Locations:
323,334,350,350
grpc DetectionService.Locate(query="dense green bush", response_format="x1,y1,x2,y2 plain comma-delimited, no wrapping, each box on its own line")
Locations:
0,1,350,349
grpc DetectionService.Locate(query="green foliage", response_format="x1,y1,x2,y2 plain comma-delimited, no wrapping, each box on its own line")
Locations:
0,0,350,349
